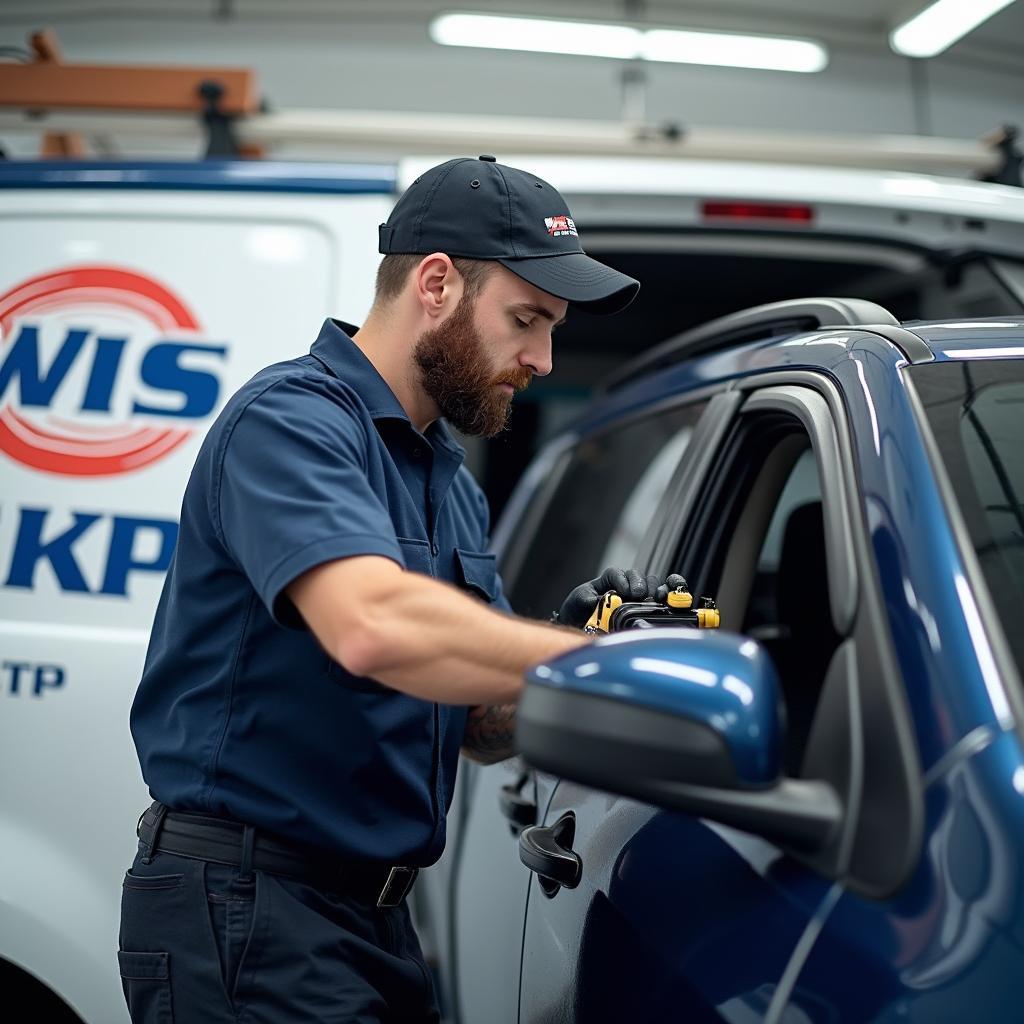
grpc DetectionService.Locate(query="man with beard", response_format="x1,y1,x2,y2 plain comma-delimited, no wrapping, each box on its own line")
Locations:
120,157,662,1023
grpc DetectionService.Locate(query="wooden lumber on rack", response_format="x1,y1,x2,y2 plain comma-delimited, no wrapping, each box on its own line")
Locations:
0,28,259,115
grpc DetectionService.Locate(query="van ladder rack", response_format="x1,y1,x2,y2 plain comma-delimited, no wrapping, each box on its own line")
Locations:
0,28,260,158
602,297,899,392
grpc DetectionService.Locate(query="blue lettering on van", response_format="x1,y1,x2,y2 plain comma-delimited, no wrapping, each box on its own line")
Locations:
0,324,226,418
4,507,178,596
3,661,66,697
102,516,178,594
81,336,128,411
0,326,89,405
132,341,225,418
6,509,99,592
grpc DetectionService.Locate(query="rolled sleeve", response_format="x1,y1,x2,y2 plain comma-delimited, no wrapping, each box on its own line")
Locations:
216,375,404,628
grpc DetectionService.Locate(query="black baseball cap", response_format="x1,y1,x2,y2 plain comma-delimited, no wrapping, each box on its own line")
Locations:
378,156,639,315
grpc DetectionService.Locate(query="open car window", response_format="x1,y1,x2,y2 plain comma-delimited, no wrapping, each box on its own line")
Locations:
667,391,848,775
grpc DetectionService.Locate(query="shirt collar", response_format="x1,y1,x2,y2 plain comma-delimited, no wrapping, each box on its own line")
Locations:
309,318,465,459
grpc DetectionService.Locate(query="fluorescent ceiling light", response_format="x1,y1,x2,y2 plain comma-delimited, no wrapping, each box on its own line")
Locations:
642,28,827,72
430,13,828,73
431,14,640,59
890,0,1017,58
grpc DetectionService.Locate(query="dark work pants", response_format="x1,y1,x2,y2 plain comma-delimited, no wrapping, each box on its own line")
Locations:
118,845,441,1023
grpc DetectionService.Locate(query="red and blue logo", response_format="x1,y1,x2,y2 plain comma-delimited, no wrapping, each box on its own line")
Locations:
0,266,227,476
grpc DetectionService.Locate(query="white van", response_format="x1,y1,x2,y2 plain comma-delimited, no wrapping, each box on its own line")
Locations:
0,161,395,1022
1,156,1022,1023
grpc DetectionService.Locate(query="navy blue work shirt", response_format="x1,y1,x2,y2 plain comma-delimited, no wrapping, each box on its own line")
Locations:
130,318,511,866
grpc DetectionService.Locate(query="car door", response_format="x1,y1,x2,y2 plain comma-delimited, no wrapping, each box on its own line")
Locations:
763,355,1024,1023
445,395,710,1024
517,371,920,1022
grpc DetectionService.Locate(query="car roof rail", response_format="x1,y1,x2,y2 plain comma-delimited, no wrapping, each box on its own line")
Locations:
601,297,899,392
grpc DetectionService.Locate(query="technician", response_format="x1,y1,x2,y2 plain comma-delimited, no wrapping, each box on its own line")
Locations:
119,156,663,1023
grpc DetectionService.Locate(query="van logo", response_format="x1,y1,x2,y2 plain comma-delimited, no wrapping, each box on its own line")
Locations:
0,266,227,477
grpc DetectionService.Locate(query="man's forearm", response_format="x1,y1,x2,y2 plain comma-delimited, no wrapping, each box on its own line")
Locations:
357,574,586,704
291,556,588,706
461,703,518,764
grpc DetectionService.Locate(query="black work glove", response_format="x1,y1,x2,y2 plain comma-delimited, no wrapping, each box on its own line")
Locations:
654,573,689,604
556,568,688,629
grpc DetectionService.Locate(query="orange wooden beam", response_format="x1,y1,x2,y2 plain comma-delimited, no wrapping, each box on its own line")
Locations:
0,64,259,114
0,28,259,115
41,132,86,157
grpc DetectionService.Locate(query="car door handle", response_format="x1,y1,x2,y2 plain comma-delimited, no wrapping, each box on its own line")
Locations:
518,812,581,891
499,774,537,835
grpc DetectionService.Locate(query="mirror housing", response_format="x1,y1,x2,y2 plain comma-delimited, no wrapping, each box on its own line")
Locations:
517,630,842,853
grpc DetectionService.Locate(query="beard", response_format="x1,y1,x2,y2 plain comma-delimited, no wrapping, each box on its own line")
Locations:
413,292,532,438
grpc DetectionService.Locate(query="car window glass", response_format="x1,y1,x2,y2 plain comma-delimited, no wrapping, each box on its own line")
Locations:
598,426,695,569
909,359,1024,681
506,401,708,618
963,383,1024,577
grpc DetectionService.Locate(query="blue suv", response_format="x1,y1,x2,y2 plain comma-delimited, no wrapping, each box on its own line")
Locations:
438,298,1024,1024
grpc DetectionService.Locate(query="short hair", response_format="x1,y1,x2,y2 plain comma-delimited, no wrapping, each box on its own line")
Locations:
373,254,494,306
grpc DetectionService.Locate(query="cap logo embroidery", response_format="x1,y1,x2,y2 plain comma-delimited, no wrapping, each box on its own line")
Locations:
544,215,578,237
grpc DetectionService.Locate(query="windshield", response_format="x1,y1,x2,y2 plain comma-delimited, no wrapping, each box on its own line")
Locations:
909,359,1024,680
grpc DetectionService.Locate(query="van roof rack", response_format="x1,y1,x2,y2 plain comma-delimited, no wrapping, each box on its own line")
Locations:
601,297,899,392
0,27,260,158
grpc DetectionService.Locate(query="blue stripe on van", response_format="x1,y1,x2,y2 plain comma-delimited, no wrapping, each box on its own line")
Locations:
0,160,397,194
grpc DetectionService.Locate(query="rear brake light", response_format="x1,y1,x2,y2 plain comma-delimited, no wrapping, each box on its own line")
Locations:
702,201,815,223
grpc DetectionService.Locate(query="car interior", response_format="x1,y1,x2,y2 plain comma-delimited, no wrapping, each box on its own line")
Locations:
691,424,843,776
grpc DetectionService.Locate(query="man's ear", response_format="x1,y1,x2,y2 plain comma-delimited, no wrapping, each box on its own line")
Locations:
414,253,462,320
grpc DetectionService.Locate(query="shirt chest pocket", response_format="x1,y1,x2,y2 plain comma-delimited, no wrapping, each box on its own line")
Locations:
454,548,498,603
397,537,432,575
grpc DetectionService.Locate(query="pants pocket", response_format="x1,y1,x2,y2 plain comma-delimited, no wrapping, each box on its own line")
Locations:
122,871,184,892
118,950,173,1023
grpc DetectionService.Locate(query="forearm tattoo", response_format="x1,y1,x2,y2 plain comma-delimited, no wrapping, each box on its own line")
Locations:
461,703,518,764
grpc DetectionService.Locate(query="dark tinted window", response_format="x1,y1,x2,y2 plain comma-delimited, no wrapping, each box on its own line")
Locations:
910,359,1024,678
505,402,707,618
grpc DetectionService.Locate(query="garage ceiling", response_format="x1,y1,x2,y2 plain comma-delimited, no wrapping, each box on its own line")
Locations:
0,0,1018,151
2,0,1021,66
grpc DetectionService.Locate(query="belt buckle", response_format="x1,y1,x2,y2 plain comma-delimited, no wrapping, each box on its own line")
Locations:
376,866,418,908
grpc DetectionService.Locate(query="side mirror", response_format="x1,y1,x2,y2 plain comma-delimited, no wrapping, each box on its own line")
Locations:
517,630,843,853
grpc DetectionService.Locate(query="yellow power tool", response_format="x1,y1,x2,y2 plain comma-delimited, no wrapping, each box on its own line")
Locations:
584,583,720,634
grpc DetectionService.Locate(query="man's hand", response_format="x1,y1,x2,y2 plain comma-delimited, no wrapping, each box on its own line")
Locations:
555,568,688,629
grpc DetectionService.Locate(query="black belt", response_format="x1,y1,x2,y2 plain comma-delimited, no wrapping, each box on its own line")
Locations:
136,802,418,908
